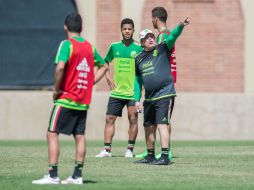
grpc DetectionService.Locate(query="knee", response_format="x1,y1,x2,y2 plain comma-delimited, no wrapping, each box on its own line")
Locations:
75,134,85,142
106,115,115,125
128,114,138,125
47,131,57,139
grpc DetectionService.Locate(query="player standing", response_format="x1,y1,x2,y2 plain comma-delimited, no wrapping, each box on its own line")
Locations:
134,17,190,165
32,13,107,185
96,18,143,158
136,7,176,161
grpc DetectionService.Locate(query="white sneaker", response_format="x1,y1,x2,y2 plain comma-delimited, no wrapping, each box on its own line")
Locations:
125,149,134,158
32,174,60,185
95,149,112,157
61,176,83,185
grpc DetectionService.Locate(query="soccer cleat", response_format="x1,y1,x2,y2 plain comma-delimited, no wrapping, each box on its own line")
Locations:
134,156,156,164
135,150,148,158
149,156,171,165
95,149,112,157
155,151,173,161
125,149,134,157
32,174,60,185
61,176,83,185
168,151,173,160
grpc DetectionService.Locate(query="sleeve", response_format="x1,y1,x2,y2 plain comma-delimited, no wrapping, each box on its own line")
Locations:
165,24,184,50
157,32,168,44
134,59,142,101
134,76,142,101
54,40,71,64
92,46,106,67
104,44,113,63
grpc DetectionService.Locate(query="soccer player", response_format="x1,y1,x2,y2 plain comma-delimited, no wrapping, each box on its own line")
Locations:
32,14,108,185
96,18,143,158
136,7,176,161
134,17,190,165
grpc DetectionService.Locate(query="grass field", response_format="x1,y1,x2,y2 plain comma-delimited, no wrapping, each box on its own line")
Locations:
0,140,254,190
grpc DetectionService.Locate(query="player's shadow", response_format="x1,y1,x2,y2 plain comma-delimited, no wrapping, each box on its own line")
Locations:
84,180,97,184
111,155,180,158
172,157,194,165
112,155,125,158
173,162,193,165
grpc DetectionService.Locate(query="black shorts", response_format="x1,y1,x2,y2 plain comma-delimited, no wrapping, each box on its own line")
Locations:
106,97,135,117
143,97,175,127
48,105,87,135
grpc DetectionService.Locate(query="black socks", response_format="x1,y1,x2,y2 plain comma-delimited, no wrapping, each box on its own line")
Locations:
48,164,58,178
72,161,84,179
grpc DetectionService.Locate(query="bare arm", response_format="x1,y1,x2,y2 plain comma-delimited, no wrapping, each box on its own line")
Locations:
53,61,65,101
94,64,109,85
134,75,142,112
165,17,190,49
105,62,116,90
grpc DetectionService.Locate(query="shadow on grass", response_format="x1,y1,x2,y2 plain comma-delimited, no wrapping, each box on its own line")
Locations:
84,180,97,184
112,155,125,158
111,155,180,159
172,161,193,165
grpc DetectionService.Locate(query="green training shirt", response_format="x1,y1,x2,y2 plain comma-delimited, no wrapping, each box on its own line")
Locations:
54,36,105,110
157,28,171,43
104,40,143,100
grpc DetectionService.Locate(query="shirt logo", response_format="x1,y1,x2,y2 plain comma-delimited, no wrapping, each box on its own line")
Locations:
76,58,90,89
153,49,158,57
118,59,130,72
130,51,137,58
116,52,120,56
142,61,153,68
76,58,90,72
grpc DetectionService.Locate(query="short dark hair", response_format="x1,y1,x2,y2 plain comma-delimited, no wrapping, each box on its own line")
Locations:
121,18,134,29
152,7,168,23
64,13,82,33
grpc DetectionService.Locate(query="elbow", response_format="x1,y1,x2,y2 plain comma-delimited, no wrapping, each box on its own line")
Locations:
57,67,65,74
104,64,109,71
56,62,65,73
103,64,109,74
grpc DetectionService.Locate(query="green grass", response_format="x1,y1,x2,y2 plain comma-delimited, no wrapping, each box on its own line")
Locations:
0,140,254,190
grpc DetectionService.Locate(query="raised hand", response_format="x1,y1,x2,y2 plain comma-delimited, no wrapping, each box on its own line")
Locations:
180,17,190,26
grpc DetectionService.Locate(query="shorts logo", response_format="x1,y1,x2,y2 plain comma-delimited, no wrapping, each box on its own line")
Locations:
162,117,168,122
